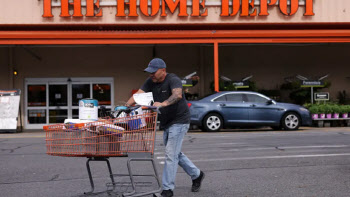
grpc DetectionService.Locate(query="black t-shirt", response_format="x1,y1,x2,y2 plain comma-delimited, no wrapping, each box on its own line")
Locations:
141,73,190,129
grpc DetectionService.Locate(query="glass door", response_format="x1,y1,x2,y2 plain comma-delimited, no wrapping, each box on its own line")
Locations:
71,83,113,119
25,78,114,129
71,83,90,119
27,84,47,128
93,83,112,116
48,83,68,124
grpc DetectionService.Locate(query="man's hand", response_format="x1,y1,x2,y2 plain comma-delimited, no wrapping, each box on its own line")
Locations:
153,102,165,107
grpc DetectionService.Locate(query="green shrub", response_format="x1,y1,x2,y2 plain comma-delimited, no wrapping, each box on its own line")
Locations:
345,105,350,113
318,104,326,114
308,105,319,114
303,103,312,109
332,105,341,114
324,104,333,114
315,104,350,114
338,105,347,114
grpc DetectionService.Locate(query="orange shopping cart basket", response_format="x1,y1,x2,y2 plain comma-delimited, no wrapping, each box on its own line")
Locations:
44,106,161,197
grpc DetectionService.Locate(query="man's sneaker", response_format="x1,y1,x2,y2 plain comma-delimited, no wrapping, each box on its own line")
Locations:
160,189,173,197
191,171,205,192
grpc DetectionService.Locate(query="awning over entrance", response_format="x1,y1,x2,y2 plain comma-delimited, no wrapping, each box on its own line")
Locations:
1,29,350,92
2,30,350,44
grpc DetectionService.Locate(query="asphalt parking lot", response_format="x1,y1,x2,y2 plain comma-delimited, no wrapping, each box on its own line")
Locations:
1,127,350,197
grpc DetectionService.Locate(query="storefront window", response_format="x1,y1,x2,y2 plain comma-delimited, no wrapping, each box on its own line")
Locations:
49,85,67,106
28,109,46,124
72,84,90,106
93,84,111,106
72,109,79,119
49,109,67,124
28,85,46,106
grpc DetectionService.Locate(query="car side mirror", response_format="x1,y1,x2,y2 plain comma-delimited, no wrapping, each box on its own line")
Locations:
267,100,274,105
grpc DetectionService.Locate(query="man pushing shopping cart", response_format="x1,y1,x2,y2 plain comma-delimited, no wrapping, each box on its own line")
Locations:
126,58,205,197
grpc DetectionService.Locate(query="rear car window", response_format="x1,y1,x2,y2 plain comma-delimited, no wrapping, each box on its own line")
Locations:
213,95,226,102
226,94,243,102
246,94,269,103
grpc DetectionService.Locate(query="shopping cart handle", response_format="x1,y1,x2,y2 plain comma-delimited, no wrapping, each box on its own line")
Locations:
109,105,161,118
137,105,162,114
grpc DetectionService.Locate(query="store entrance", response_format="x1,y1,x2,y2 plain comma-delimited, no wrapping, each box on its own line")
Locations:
25,78,114,129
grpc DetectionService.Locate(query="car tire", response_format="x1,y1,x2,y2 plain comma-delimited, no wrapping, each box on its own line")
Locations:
202,113,223,132
281,112,300,130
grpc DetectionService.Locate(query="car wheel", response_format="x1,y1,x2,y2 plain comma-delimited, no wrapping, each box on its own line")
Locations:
281,112,300,130
202,113,223,132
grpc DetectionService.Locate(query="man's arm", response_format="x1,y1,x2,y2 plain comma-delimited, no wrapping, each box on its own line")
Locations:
125,89,145,107
153,88,182,107
164,88,183,106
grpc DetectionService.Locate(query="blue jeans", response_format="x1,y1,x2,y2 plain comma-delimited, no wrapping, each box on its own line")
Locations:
162,123,200,191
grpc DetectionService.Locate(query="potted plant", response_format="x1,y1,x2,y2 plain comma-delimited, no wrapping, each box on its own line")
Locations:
324,104,333,119
345,105,350,118
332,105,340,119
339,105,347,118
318,104,326,119
309,105,319,119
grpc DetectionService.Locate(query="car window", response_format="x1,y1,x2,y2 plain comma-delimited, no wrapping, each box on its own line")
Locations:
213,95,226,102
199,93,215,100
246,94,269,103
226,94,243,102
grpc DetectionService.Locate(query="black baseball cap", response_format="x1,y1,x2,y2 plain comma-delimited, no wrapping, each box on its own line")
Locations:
144,58,166,73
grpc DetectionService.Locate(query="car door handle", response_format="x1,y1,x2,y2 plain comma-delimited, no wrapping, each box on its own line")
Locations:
219,103,226,107
250,104,256,107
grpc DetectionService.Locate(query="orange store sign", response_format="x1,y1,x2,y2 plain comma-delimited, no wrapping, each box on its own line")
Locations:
42,0,314,18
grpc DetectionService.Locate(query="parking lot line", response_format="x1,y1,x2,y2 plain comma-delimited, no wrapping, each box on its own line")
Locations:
189,153,350,163
0,135,45,139
157,153,350,165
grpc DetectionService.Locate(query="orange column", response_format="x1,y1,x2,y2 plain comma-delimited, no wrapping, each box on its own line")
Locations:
214,42,219,92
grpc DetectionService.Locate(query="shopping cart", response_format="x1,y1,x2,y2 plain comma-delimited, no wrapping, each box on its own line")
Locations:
44,106,161,197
